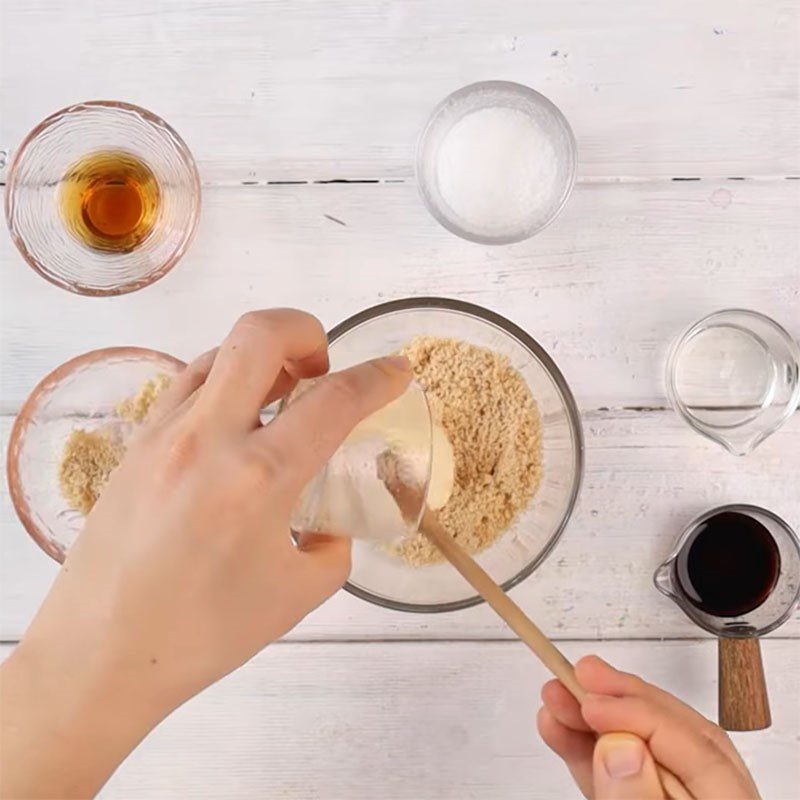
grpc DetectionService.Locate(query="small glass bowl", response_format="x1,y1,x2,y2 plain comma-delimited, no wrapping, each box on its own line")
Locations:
416,81,577,245
666,309,800,456
5,101,201,296
327,297,584,612
6,348,185,562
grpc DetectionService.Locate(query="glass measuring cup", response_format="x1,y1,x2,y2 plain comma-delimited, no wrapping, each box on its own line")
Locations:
654,504,800,730
665,309,800,456
284,379,433,544
655,504,800,637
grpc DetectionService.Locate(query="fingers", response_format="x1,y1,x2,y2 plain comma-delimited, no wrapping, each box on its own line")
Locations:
261,369,302,408
291,533,352,598
593,733,664,800
575,656,750,771
147,347,305,426
197,310,329,429
253,355,412,493
581,694,756,800
542,679,593,732
575,655,646,698
536,707,595,798
146,349,217,425
574,657,759,798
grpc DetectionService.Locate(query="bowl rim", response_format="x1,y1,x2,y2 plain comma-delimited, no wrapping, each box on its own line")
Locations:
4,100,202,297
329,296,585,613
415,80,578,245
7,346,186,563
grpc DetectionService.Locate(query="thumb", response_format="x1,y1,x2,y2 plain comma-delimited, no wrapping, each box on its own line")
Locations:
593,733,665,800
258,355,413,493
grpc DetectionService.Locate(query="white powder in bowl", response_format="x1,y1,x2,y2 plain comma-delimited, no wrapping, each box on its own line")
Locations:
435,106,561,238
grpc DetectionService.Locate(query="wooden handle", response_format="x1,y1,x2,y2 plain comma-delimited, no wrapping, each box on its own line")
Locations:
421,510,585,699
420,511,694,800
718,637,771,731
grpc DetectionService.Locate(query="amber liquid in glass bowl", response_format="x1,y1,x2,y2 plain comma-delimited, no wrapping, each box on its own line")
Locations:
59,150,160,253
5,100,200,296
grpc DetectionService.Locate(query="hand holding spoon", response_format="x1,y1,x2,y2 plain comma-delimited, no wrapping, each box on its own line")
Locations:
381,463,693,800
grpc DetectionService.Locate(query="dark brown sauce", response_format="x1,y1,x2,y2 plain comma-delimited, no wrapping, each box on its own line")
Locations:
676,511,780,617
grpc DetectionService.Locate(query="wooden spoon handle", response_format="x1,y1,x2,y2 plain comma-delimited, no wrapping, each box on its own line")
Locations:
718,637,771,731
421,511,585,698
421,510,694,800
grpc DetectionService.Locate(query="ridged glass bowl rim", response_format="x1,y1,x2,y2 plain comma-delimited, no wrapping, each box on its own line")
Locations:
4,100,202,297
330,297,585,613
415,80,578,245
6,347,186,563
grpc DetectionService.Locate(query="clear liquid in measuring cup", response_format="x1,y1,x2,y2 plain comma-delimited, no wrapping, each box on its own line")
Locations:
666,310,800,455
675,511,781,618
674,324,776,428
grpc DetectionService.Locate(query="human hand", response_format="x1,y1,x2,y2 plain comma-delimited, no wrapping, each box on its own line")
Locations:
1,309,411,799
537,656,761,800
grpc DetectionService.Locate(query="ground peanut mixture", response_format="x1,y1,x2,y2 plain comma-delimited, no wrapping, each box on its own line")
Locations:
395,337,543,566
58,430,125,515
59,375,170,514
116,373,171,423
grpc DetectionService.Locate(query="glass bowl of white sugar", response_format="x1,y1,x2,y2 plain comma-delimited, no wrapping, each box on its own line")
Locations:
416,81,577,244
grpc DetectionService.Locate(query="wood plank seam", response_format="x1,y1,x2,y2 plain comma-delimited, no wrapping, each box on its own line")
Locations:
3,175,800,188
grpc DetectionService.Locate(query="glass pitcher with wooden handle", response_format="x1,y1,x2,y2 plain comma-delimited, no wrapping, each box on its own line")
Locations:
654,504,800,731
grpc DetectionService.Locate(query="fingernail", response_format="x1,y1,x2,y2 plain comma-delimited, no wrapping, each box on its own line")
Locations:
599,735,644,779
383,355,411,372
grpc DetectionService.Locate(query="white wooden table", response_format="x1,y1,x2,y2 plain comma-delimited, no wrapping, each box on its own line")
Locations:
1,2,799,798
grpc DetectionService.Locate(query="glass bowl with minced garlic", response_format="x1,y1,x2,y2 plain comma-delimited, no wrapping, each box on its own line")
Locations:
7,348,183,562
326,298,583,613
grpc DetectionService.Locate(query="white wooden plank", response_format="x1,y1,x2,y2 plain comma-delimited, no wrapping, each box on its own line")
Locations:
2,179,798,413
1,0,798,181
2,639,796,799
3,408,798,642
2,4,797,797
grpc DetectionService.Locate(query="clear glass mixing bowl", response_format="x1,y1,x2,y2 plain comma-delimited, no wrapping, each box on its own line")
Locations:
328,298,584,612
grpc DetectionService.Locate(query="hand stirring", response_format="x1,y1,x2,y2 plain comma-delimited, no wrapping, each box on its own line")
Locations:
383,468,693,800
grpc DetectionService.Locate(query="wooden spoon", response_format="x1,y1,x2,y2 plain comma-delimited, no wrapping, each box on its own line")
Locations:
381,467,693,800
420,508,692,800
